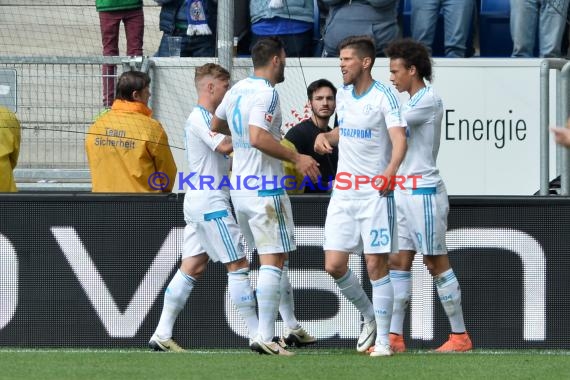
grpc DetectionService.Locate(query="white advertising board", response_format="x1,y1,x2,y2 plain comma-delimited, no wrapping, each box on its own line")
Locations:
153,58,557,195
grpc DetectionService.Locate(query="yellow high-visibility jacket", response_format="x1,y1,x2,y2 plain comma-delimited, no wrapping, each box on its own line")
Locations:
281,138,304,195
86,100,177,192
0,107,21,192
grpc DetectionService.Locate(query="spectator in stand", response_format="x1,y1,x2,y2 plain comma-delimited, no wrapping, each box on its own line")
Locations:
96,0,144,108
250,0,316,57
410,0,475,58
0,107,21,192
154,0,217,57
85,71,177,192
282,79,338,194
511,0,570,58
321,0,399,57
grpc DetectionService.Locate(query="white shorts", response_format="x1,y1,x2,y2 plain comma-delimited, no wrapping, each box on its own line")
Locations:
231,188,296,254
323,194,397,254
394,185,448,256
183,197,245,263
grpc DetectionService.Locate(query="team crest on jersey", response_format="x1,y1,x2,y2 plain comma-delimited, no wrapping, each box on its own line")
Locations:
264,113,273,123
363,104,374,115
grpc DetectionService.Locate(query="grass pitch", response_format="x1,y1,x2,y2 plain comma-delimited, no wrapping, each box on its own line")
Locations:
1,348,569,380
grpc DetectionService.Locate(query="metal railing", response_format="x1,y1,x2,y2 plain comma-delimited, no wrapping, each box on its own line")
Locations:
0,56,142,171
0,56,146,191
539,59,569,195
558,61,570,195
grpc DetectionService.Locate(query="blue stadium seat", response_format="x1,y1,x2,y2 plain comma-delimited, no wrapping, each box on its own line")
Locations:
479,0,512,57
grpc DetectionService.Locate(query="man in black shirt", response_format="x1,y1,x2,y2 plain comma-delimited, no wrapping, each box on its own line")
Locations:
283,79,338,193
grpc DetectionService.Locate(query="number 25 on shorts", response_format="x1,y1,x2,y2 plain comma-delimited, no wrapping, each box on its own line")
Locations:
370,228,389,247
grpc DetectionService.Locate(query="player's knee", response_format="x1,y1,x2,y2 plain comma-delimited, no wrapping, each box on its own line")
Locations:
423,255,450,277
423,261,437,276
180,257,208,278
389,251,414,271
423,259,445,277
226,257,249,272
389,259,410,271
325,262,346,279
188,266,207,278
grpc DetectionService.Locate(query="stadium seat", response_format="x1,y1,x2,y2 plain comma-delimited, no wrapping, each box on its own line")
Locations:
479,0,513,57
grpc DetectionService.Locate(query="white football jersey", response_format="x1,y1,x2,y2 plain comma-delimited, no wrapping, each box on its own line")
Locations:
183,105,230,202
398,86,444,189
215,76,284,191
334,80,406,199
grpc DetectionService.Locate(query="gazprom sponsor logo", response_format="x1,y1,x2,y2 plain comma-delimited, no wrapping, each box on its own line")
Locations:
340,127,372,139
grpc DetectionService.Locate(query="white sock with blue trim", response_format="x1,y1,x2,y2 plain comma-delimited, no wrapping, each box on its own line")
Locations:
389,270,411,335
228,268,258,339
335,268,374,323
435,268,466,333
278,260,300,330
154,269,196,340
257,265,282,342
371,274,393,346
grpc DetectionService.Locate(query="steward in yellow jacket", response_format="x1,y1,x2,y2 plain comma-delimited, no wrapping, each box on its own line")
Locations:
0,106,21,192
86,71,176,192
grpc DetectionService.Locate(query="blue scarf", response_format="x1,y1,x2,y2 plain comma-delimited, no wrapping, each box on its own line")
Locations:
186,0,212,36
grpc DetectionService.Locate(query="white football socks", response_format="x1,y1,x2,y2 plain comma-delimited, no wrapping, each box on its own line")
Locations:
335,268,375,323
228,267,258,339
435,268,466,333
154,269,196,340
278,260,300,330
389,270,411,335
371,274,393,346
256,265,282,342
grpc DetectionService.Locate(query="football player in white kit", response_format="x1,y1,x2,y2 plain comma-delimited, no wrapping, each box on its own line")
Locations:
149,64,258,352
384,38,472,352
212,37,320,356
314,35,408,357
